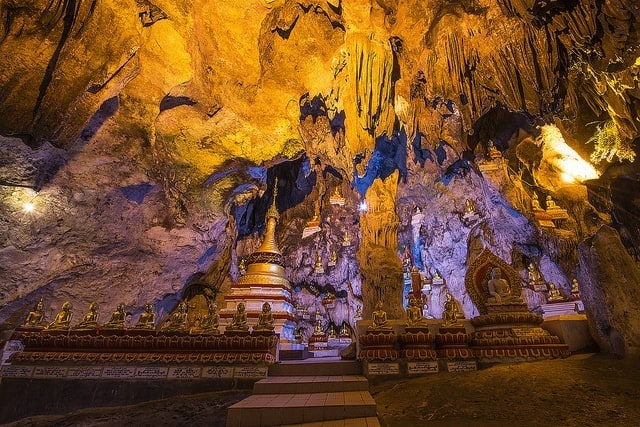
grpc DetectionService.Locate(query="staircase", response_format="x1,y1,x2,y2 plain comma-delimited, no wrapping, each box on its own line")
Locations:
226,358,379,427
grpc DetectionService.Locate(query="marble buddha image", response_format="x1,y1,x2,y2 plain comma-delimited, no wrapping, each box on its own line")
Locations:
486,267,523,304
227,302,249,331
46,301,72,330
23,299,45,327
253,302,275,332
134,304,156,329
75,302,100,329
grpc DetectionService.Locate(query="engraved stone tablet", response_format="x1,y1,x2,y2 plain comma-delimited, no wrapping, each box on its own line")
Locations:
33,366,68,378
168,366,202,379
202,366,234,379
367,362,400,375
102,366,136,379
67,367,103,379
1,365,34,378
407,361,439,374
447,360,477,372
134,366,169,379
533,284,549,292
234,365,268,378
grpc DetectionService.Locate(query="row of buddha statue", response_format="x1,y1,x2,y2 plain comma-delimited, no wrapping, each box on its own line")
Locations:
22,299,220,334
367,292,464,331
225,302,275,333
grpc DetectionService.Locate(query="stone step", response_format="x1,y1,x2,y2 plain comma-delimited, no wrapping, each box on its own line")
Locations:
277,416,381,426
226,391,377,427
269,358,361,377
253,375,369,394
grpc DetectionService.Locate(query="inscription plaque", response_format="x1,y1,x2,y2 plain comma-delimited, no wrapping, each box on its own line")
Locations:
202,366,234,379
33,366,68,378
67,367,103,379
234,366,268,378
367,362,400,375
168,367,202,379
447,360,477,372
135,366,169,379
1,365,34,378
102,366,136,379
407,361,439,374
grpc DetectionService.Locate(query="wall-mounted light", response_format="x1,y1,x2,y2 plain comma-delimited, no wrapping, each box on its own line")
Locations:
358,200,368,213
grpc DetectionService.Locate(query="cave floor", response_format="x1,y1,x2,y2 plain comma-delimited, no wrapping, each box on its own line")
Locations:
4,353,640,426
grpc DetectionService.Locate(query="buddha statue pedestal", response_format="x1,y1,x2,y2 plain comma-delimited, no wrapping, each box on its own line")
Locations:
435,326,476,371
399,329,438,374
358,331,399,377
470,312,570,363
251,330,276,338
308,332,328,351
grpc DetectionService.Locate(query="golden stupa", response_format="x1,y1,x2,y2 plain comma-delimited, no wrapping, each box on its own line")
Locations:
220,179,296,341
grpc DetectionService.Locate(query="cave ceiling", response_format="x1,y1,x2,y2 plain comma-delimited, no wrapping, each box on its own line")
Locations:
0,0,639,327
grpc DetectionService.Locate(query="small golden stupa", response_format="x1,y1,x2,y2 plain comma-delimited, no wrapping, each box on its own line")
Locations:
220,179,296,341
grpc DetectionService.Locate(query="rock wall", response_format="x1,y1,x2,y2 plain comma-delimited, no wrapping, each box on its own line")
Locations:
0,1,639,354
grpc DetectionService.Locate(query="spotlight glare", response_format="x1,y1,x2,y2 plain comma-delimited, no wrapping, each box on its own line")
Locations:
23,202,35,213
358,201,369,212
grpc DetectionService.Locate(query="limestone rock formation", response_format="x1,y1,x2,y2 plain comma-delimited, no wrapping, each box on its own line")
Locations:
577,226,640,358
0,1,639,357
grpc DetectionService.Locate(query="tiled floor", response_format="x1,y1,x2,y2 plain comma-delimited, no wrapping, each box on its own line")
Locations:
226,373,379,427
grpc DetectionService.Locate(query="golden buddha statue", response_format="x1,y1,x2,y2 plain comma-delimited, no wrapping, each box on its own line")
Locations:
571,278,579,294
547,283,565,302
328,250,338,266
134,304,156,329
313,250,324,274
238,258,247,275
406,295,428,328
46,301,72,330
327,324,337,338
75,302,100,329
369,300,392,330
486,267,523,304
442,293,463,327
23,298,45,327
342,231,351,247
527,263,544,285
163,301,188,332
546,195,558,210
253,302,275,332
340,323,351,338
313,318,325,336
227,302,249,332
354,305,363,319
464,199,477,216
532,192,542,210
104,303,127,328
487,140,501,158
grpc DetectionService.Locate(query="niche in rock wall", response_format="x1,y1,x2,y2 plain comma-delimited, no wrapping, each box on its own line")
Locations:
233,155,316,237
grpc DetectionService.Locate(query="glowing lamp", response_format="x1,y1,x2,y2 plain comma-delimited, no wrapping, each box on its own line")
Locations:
358,201,368,212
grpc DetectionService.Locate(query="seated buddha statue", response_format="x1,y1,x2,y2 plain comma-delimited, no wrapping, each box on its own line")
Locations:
486,267,523,304
163,301,188,332
406,295,428,328
199,301,220,334
253,302,275,332
226,302,249,332
46,302,73,330
104,303,127,328
547,283,565,303
134,304,156,329
527,263,544,285
23,299,45,327
75,302,100,329
442,293,463,327
464,199,477,216
328,324,338,339
368,301,392,330
339,322,351,337
312,318,325,336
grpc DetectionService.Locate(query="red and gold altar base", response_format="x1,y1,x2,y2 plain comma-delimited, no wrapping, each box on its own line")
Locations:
470,313,570,362
357,331,398,361
398,331,437,361
435,327,475,360
8,329,279,365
